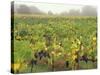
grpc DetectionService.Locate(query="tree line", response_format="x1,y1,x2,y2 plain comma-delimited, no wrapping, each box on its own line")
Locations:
12,3,97,16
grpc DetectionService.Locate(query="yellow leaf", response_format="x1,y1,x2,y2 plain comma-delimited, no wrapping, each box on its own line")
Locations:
72,55,77,60
93,37,96,41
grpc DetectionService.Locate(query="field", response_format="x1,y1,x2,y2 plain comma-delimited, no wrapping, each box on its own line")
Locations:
11,14,97,73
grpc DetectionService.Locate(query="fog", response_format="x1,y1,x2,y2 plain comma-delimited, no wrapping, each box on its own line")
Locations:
12,1,97,16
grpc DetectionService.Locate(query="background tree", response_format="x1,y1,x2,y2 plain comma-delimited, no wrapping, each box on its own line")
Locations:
81,6,97,16
30,6,45,15
48,11,53,15
17,5,31,14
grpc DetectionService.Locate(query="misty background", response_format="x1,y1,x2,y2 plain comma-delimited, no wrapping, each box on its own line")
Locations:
11,2,97,16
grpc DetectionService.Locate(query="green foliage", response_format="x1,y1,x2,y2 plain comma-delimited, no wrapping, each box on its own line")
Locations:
12,15,97,73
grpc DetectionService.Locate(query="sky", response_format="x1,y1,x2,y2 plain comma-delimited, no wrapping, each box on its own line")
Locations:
14,1,84,14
